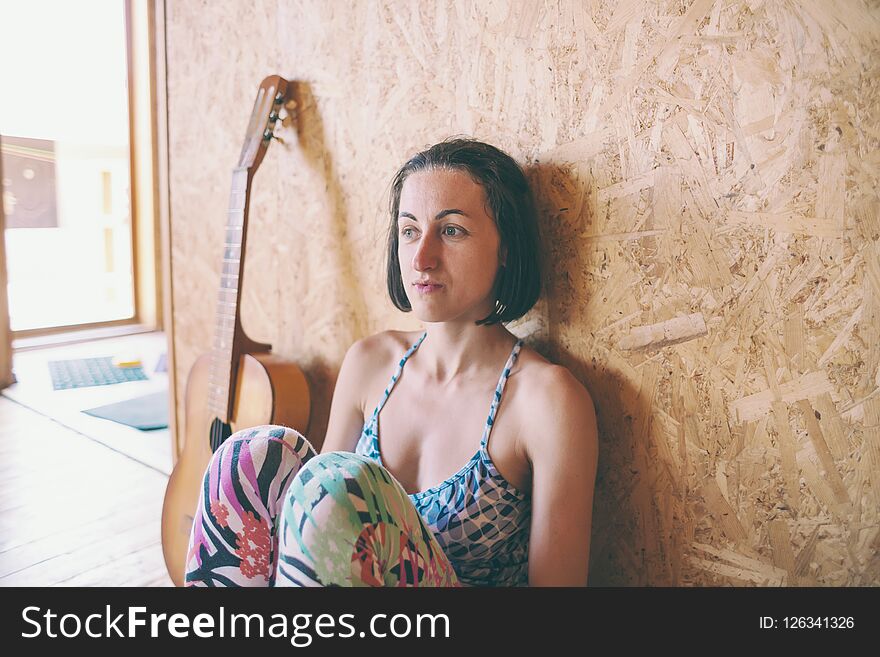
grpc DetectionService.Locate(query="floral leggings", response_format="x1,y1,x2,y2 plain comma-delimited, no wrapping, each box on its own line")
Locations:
184,425,461,587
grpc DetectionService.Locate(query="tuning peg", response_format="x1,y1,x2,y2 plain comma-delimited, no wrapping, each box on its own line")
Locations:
274,92,284,105
269,111,279,123
262,128,285,145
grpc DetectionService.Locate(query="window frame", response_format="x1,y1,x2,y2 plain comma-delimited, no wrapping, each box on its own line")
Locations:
9,0,166,350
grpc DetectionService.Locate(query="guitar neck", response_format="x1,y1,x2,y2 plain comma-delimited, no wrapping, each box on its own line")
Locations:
207,167,252,422
203,75,288,424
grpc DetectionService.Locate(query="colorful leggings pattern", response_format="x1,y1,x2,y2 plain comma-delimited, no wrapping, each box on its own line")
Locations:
184,425,461,587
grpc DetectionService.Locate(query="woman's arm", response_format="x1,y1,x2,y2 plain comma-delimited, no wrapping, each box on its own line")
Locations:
523,367,599,586
319,337,373,454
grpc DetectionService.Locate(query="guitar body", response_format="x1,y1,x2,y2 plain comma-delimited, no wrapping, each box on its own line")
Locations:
161,351,311,587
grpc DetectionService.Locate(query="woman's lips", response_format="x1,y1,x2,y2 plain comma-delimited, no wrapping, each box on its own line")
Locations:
414,283,443,294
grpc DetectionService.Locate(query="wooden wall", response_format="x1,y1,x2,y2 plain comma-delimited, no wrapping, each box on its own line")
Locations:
165,0,880,585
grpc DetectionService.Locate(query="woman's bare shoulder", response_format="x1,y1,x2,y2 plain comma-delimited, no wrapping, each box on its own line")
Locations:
348,329,420,370
511,344,594,429
512,341,563,383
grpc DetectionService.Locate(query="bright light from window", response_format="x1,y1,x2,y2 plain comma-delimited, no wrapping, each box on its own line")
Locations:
1,0,134,332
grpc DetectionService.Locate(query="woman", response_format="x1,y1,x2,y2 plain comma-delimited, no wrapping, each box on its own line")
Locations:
185,138,599,587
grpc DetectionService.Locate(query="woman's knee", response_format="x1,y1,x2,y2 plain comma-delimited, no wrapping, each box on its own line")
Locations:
219,424,315,462
284,452,393,500
205,424,316,484
280,452,408,535
202,424,317,518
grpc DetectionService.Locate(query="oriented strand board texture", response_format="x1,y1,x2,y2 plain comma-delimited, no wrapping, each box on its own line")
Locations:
166,0,880,585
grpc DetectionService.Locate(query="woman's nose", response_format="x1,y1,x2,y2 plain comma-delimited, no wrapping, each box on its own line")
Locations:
411,232,438,271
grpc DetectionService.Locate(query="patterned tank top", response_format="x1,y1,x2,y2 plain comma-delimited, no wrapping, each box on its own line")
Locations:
354,331,531,587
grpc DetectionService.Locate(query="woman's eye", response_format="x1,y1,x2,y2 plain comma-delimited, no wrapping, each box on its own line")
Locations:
400,226,463,239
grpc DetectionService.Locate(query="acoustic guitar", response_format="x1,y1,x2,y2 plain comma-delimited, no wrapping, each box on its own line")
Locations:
161,75,311,586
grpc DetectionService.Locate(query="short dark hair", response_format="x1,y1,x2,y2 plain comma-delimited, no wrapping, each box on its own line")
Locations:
386,137,543,326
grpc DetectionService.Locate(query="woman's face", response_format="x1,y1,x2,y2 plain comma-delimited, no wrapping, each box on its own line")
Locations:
397,168,505,324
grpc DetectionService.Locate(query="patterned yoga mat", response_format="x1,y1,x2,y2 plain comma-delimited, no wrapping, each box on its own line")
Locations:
47,356,148,390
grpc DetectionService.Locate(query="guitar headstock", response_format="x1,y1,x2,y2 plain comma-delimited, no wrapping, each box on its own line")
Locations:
237,75,290,172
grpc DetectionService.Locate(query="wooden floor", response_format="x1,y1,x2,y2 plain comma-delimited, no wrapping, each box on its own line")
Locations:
0,395,174,586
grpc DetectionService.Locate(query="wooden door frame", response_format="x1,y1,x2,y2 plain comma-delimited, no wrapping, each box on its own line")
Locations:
150,0,180,459
0,150,12,390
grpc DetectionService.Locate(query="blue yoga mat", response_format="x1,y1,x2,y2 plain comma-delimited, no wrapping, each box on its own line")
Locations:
82,391,169,431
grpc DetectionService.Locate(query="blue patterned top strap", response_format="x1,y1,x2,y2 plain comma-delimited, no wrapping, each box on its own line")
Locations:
480,338,524,449
372,330,427,417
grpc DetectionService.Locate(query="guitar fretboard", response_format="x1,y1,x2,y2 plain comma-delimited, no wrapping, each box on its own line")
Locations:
207,167,250,419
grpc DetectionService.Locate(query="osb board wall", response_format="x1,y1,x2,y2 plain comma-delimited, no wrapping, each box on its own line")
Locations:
165,0,880,585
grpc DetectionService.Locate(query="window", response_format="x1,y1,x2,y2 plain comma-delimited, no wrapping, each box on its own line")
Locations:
1,0,160,340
